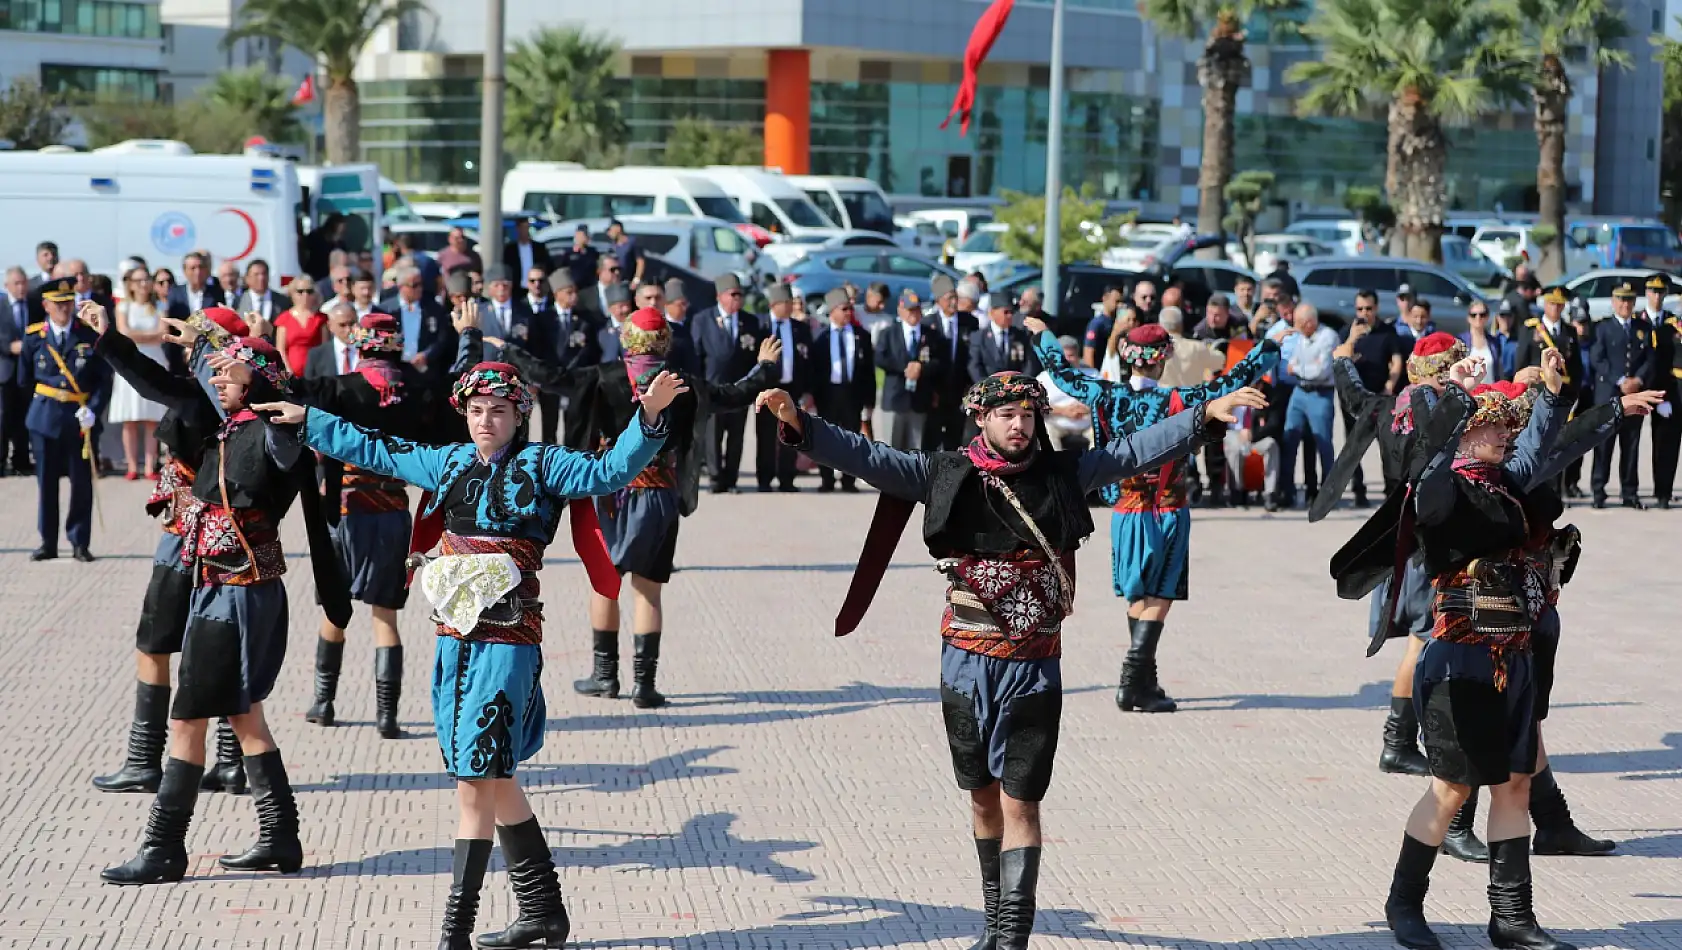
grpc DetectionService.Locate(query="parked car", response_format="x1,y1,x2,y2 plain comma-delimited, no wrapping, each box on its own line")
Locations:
951,223,1021,286
895,215,948,255
760,229,902,271
1471,223,1595,277
1441,235,1507,289
1284,219,1374,258
1294,256,1489,335
996,264,1216,339
1171,260,1258,294
1554,269,1682,320
1101,223,1189,271
411,202,478,223
1227,234,1334,275
783,248,960,304
389,222,481,255
1569,219,1682,273
535,214,763,283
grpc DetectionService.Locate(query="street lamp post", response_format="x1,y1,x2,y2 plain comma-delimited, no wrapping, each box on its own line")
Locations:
1040,0,1065,314
477,0,506,249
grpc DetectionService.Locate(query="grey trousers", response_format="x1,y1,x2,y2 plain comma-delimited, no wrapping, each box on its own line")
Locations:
1225,433,1280,496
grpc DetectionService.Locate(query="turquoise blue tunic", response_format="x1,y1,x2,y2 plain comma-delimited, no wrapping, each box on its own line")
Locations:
301,407,668,778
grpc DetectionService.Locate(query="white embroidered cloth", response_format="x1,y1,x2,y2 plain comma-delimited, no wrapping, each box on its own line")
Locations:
417,554,520,633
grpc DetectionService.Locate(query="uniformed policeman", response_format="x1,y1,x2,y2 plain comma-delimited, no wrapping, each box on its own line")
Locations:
21,280,109,560
1652,286,1682,509
1589,280,1656,508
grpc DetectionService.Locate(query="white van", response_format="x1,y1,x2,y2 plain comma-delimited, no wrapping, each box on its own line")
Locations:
297,165,419,227
294,163,390,282
0,149,304,281
502,164,747,224
534,214,764,283
787,174,896,235
693,166,840,239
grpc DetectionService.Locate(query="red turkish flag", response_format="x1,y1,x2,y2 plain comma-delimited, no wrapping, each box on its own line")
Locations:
290,74,316,106
940,0,1015,136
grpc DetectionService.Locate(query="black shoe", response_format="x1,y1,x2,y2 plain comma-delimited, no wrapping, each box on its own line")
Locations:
200,718,248,794
572,629,620,698
1591,497,1607,509
1487,837,1575,950
628,632,666,709
1379,697,1432,777
1659,498,1673,510
840,483,860,493
1353,490,1370,509
102,758,202,885
1441,788,1488,863
29,546,55,561
218,751,303,873
94,682,170,793
475,817,571,949
709,484,729,495
305,637,344,726
375,645,404,739
1264,497,1279,513
440,838,492,950
1622,497,1646,510
1564,484,1583,499
777,483,799,493
970,838,1002,950
1529,767,1615,856
72,546,95,562
758,483,775,493
994,847,1040,950
817,482,836,493
1385,834,1443,950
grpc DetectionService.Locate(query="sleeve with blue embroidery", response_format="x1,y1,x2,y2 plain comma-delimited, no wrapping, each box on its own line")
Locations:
1168,338,1280,408
302,406,455,491
535,411,670,499
1030,329,1119,405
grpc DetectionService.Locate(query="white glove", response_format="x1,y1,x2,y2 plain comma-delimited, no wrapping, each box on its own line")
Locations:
74,406,95,430
1658,401,1673,419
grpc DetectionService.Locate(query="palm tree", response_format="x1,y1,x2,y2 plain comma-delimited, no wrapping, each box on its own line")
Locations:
1288,0,1524,263
1495,0,1630,280
223,0,427,164
1139,0,1302,244
505,26,628,166
202,67,305,144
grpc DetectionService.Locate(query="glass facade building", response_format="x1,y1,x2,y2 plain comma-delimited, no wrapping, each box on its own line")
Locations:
0,0,160,39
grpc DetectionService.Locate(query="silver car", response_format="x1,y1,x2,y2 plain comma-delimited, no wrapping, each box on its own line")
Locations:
1294,257,1490,336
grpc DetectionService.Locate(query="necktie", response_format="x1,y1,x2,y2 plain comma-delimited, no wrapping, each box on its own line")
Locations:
341,345,352,374
909,327,918,355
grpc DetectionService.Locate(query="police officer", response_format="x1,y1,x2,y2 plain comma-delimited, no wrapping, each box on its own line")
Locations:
1652,289,1682,509
21,280,109,561
1589,280,1656,509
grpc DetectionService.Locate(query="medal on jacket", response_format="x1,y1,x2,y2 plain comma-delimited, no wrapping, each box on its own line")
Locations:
1010,342,1023,362
514,323,529,340
739,333,754,352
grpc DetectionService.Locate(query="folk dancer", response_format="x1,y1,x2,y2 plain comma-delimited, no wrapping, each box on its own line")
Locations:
22,277,108,562
755,372,1264,950
1026,317,1279,712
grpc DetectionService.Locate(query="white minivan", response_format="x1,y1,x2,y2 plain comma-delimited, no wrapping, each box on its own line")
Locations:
502,164,748,224
534,214,764,283
787,174,896,235
693,166,840,239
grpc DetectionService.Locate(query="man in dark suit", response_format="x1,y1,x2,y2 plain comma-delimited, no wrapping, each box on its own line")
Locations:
874,288,943,450
644,279,700,376
755,284,812,491
1589,280,1656,508
579,254,623,318
553,225,600,291
808,287,875,492
305,303,362,380
596,283,633,364
502,216,554,279
2,267,32,475
967,290,1041,382
1512,287,1585,496
28,242,58,290
535,271,601,444
228,259,288,323
923,274,978,451
383,265,457,378
165,251,225,319
477,264,549,363
694,273,763,493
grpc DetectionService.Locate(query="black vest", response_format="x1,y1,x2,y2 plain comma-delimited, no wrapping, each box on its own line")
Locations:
922,450,1094,558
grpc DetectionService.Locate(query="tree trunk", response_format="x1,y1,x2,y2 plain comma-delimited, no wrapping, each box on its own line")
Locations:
1197,16,1249,257
1387,91,1446,265
324,75,360,166
1534,56,1571,282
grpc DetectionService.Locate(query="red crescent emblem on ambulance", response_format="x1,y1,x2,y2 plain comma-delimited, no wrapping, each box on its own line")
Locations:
218,208,259,261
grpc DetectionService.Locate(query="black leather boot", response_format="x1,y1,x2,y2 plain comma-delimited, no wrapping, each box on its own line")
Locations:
375,645,404,739
970,837,1002,950
1384,834,1442,950
439,838,491,950
475,816,570,949
306,637,344,726
994,846,1040,950
93,681,169,793
1115,620,1175,713
1441,788,1489,863
218,750,303,873
1530,767,1615,856
629,632,666,709
101,757,202,885
1379,697,1432,776
200,718,248,794
572,629,619,698
1487,837,1575,950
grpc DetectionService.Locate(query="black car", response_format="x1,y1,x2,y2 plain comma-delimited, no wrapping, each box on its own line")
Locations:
999,264,1215,339
546,239,719,312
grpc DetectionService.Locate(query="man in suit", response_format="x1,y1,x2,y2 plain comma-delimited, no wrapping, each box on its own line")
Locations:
2,267,32,475
808,287,875,492
1589,280,1656,508
22,281,109,561
755,284,812,491
648,279,701,376
215,259,244,301
477,264,548,362
29,242,59,290
1511,287,1584,496
875,288,943,450
694,273,763,492
579,254,624,318
596,283,634,364
553,225,600,291
381,264,455,378
924,274,978,451
229,258,288,323
305,303,361,380
968,290,1041,382
502,216,554,279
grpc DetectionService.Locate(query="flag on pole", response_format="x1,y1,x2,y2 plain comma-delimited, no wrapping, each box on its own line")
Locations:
940,0,1015,136
290,74,316,106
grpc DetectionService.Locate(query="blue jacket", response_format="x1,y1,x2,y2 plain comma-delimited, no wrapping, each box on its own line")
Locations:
21,320,109,440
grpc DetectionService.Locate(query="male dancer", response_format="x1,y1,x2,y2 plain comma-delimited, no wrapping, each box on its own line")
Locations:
756,372,1263,950
1026,317,1278,712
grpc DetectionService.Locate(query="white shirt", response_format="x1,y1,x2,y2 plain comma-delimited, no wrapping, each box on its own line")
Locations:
186,285,207,312
1039,368,1095,435
332,337,359,373
485,299,512,340
992,326,1008,353
245,291,274,321
829,324,855,384
770,318,796,383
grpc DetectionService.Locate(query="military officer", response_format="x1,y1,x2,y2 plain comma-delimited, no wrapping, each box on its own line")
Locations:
1589,280,1657,509
22,281,109,561
1652,294,1682,509
1512,287,1582,391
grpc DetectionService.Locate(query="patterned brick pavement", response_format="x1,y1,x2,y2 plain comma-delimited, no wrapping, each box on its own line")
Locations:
0,471,1677,949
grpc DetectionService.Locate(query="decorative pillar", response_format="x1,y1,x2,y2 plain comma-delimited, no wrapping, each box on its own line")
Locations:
765,49,810,173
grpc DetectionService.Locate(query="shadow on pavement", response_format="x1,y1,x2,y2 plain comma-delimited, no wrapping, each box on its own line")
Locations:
293,746,734,794
1551,734,1682,781
549,812,817,883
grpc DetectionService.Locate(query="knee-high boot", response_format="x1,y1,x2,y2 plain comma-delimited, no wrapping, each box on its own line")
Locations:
1530,766,1614,855
375,645,404,739
994,846,1040,950
1379,696,1432,776
1384,834,1442,950
628,632,666,709
305,637,344,726
1441,787,1489,863
199,718,247,794
572,629,619,698
93,681,169,793
1116,619,1175,713
439,838,492,950
101,757,203,885
218,750,303,873
969,837,1002,950
475,816,570,949
1487,837,1575,950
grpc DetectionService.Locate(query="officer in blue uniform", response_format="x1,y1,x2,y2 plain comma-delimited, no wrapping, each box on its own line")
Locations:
21,279,108,561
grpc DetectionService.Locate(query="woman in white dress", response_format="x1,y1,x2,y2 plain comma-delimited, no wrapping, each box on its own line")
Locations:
109,266,168,480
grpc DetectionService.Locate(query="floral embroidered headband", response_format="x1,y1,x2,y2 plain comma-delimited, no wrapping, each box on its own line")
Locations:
1117,324,1174,368
351,314,404,355
1468,382,1526,432
450,362,534,418
221,337,291,390
962,371,1050,417
1407,332,1466,384
619,307,671,357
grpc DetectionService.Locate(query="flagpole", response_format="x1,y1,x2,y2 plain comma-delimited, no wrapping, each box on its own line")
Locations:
477,0,506,251
1040,0,1065,315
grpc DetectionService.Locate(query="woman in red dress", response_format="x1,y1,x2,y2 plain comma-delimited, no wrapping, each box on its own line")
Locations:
274,276,326,376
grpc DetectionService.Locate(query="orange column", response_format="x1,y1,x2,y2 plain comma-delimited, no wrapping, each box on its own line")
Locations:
765,49,810,174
